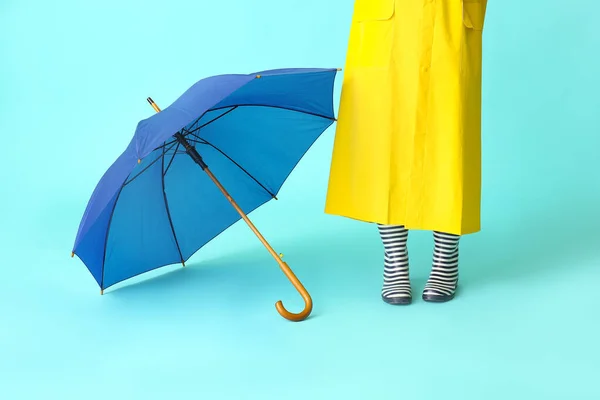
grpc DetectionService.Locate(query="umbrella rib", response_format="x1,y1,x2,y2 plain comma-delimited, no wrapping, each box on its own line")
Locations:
184,139,205,145
163,142,180,176
123,142,178,186
208,104,336,121
184,106,238,137
200,138,277,200
100,184,125,290
157,107,236,149
161,145,184,264
186,133,204,142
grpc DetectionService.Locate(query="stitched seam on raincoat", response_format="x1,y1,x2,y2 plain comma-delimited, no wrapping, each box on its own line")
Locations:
458,1,466,234
386,4,397,224
414,0,437,228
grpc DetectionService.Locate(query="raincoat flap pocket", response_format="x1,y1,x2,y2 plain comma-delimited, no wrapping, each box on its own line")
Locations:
463,0,485,30
353,0,395,22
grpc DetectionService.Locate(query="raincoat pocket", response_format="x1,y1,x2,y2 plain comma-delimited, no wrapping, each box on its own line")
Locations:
353,0,395,22
463,0,485,30
348,0,395,67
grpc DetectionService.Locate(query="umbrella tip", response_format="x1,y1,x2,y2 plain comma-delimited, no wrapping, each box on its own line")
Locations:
71,251,74,258
337,68,342,71
138,159,141,164
100,289,104,295
255,75,261,79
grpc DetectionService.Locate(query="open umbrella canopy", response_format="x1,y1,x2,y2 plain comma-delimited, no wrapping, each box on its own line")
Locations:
72,68,338,301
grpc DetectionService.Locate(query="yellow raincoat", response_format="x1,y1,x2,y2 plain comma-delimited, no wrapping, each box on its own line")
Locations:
325,0,487,235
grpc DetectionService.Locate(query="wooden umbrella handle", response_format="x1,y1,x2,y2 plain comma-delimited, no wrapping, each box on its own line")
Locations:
275,260,313,321
202,166,313,322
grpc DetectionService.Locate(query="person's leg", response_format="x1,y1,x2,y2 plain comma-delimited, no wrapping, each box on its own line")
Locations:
377,224,411,305
423,231,460,302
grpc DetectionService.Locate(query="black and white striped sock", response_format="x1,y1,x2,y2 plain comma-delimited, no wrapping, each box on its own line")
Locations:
378,224,411,302
423,231,460,300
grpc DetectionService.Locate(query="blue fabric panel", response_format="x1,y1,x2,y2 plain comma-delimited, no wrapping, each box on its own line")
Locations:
73,141,137,250
74,190,119,286
211,69,336,119
164,144,272,260
102,149,181,288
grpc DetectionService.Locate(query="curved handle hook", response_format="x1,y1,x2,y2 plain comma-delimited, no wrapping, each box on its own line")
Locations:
275,261,313,322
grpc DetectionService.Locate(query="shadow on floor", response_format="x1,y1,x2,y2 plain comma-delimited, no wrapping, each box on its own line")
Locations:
459,196,600,293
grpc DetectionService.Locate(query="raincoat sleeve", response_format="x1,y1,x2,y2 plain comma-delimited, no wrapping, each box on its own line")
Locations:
463,0,488,30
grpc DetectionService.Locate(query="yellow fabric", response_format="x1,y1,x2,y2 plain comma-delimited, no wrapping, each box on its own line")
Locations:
325,0,487,235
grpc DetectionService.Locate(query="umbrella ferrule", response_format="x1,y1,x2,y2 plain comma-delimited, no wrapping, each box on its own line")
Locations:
174,133,208,170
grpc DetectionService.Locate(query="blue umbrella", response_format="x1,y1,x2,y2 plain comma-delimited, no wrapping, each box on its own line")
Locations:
72,68,339,321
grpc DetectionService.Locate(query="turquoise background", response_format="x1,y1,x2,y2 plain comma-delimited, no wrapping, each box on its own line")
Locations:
2,0,600,398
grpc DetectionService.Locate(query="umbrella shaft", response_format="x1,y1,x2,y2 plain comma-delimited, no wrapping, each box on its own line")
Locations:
174,133,208,170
